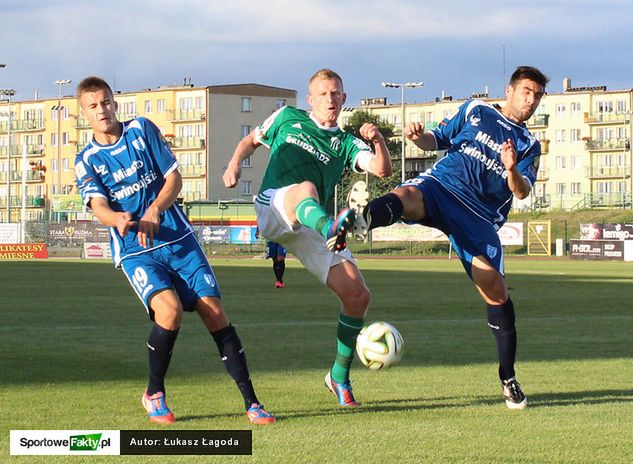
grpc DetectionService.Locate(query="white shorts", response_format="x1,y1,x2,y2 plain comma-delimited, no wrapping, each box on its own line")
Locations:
255,186,356,284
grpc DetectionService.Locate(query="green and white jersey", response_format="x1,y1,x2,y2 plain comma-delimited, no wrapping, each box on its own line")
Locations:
255,106,371,207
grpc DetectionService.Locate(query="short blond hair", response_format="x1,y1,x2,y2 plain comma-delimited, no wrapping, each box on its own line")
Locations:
309,68,344,89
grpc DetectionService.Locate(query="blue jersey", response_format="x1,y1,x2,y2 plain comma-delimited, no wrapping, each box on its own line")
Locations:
429,100,540,228
75,117,193,267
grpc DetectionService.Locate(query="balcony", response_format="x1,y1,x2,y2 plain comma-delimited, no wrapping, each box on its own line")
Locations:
527,114,549,128
179,165,206,177
0,145,46,158
584,112,631,125
587,165,630,179
170,136,206,150
0,195,46,208
171,109,206,122
584,139,630,151
540,139,549,154
76,117,91,128
8,170,46,182
585,192,632,208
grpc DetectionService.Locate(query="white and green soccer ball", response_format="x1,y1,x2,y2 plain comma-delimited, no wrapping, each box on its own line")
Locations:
355,321,404,370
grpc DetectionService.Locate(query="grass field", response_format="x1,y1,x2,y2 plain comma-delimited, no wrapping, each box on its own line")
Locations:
2,257,633,463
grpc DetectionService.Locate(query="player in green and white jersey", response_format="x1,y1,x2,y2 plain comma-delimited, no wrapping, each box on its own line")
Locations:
223,69,392,407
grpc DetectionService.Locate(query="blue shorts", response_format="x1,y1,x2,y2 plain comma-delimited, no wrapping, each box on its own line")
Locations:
120,233,221,319
265,241,287,259
398,175,505,278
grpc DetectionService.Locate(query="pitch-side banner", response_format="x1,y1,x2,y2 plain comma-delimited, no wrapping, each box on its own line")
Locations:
10,430,252,455
371,222,524,245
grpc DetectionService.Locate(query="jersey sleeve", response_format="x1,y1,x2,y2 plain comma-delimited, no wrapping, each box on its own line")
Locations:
517,141,541,187
346,136,373,173
254,106,287,148
138,117,179,176
75,154,107,207
431,101,472,150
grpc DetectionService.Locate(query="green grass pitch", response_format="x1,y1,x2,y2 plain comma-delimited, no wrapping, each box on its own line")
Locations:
1,257,632,463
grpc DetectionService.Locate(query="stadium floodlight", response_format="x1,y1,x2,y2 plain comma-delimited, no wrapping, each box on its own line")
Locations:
53,79,72,196
381,81,424,182
1,88,16,222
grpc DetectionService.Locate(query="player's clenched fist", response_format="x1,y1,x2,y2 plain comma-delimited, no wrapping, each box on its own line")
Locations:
404,122,425,141
359,123,384,144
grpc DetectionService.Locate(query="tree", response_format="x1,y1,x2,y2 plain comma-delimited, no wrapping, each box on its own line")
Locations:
337,110,402,211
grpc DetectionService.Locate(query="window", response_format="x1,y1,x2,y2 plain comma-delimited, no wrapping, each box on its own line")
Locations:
616,126,628,140
51,133,58,147
571,182,581,195
597,101,613,113
62,158,69,172
241,156,252,168
179,97,193,110
52,158,58,172
63,107,69,119
597,181,611,194
51,108,58,121
556,104,566,118
556,156,566,169
144,100,152,114
157,99,165,113
616,99,627,113
556,129,566,143
242,97,252,112
571,155,580,170
570,129,581,142
570,102,582,116
195,96,204,110
241,125,251,139
556,183,566,195
240,180,251,196
62,132,70,145
275,99,286,109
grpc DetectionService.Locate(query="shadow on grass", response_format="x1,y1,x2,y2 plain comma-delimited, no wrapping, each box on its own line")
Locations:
176,389,633,423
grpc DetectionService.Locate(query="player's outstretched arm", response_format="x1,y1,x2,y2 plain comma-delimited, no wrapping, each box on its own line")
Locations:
501,139,531,200
90,197,137,238
223,132,261,188
360,123,392,178
404,122,436,150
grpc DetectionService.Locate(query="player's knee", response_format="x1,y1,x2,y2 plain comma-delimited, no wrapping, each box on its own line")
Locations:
487,298,515,335
342,284,371,313
296,181,319,199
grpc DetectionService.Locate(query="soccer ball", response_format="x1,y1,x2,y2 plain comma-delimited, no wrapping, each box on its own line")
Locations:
355,321,404,370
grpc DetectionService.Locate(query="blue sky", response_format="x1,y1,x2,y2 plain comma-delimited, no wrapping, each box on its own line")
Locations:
2,0,633,108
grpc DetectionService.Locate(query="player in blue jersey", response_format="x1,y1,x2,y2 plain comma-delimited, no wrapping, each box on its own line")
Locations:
266,241,287,288
74,76,275,425
256,227,287,288
349,66,548,410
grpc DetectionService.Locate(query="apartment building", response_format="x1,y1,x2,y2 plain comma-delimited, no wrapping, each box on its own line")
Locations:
340,79,633,211
0,82,296,222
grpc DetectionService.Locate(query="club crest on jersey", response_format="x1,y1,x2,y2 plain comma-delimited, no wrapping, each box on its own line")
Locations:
330,136,341,150
486,244,498,259
469,115,480,126
131,137,147,151
204,273,216,287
